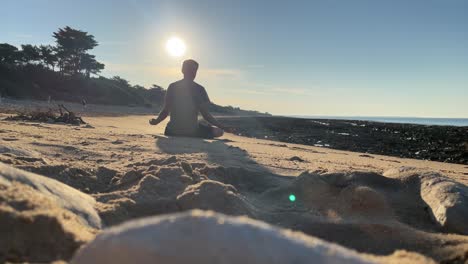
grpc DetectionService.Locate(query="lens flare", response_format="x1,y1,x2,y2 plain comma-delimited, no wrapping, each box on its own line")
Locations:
289,194,296,202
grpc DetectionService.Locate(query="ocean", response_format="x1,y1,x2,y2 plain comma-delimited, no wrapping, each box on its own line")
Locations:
290,116,468,127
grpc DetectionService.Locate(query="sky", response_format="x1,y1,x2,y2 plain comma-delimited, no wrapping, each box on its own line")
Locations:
1,0,467,117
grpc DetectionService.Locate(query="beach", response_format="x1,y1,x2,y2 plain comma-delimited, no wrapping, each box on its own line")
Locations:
1,105,467,263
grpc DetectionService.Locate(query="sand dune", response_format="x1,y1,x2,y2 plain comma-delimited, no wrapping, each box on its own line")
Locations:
1,114,467,263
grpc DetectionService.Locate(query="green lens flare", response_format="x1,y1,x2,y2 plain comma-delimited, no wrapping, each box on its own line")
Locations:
289,194,296,202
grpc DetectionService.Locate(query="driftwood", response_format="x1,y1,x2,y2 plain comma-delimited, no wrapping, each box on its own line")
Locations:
5,104,86,125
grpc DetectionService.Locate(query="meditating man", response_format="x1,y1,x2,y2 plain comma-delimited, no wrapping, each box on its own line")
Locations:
149,59,225,138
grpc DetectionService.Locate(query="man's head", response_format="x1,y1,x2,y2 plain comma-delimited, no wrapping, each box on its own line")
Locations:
182,59,199,80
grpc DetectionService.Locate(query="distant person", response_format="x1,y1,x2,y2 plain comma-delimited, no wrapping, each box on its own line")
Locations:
149,59,225,138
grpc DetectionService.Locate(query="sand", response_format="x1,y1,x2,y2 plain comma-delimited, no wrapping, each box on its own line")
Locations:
0,113,467,263
0,164,99,262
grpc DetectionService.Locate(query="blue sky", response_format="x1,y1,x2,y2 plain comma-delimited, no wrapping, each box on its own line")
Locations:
2,0,467,117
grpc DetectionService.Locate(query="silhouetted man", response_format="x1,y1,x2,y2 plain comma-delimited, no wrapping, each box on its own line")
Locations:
149,59,225,138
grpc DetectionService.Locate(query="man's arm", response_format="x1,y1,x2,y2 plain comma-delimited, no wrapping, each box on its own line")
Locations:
196,85,234,133
149,87,171,125
149,106,169,126
199,103,224,129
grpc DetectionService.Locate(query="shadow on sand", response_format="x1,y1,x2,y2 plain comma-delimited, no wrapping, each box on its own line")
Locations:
154,134,273,174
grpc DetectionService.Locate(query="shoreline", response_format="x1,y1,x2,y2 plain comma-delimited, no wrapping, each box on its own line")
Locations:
219,116,468,165
286,115,468,127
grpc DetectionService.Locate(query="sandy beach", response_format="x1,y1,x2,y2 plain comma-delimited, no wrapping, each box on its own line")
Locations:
2,1,467,262
1,110,467,263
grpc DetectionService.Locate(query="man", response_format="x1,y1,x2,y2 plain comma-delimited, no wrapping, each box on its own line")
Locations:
149,59,225,138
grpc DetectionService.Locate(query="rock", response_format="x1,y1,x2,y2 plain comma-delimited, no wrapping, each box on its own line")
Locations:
289,156,305,162
119,170,143,185
0,162,99,263
0,162,101,229
162,155,178,165
177,180,252,216
96,166,118,184
180,161,193,174
71,210,372,264
385,167,468,235
418,173,468,235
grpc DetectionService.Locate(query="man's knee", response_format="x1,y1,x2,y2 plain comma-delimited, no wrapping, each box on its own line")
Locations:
212,127,224,137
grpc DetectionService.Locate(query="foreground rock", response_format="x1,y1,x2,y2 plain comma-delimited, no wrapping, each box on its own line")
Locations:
72,210,372,264
0,162,100,262
419,174,468,235
0,162,101,228
385,167,468,235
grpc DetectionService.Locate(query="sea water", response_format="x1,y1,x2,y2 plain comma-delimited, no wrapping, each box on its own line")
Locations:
291,116,468,127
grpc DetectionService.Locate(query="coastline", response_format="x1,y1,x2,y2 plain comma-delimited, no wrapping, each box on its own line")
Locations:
288,115,468,127
219,116,468,165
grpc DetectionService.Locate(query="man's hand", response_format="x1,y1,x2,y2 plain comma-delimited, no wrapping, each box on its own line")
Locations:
223,126,237,134
149,118,158,125
150,108,170,126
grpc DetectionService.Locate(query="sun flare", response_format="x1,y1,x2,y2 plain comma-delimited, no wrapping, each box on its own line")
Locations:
166,37,186,57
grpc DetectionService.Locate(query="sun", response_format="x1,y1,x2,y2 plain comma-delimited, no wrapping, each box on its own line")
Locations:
166,37,186,57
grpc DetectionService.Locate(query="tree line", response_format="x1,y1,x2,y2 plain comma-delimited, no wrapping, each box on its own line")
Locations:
0,26,104,78
0,26,167,106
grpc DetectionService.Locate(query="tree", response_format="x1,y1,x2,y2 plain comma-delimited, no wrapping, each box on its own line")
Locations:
80,53,104,78
0,43,20,65
133,85,146,91
150,84,165,92
20,44,41,65
112,76,131,88
39,45,57,70
144,84,166,105
53,26,99,75
54,47,68,73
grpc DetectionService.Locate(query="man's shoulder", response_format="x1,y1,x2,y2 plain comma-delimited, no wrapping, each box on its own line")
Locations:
169,79,203,87
169,80,205,92
192,81,205,91
168,80,183,88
